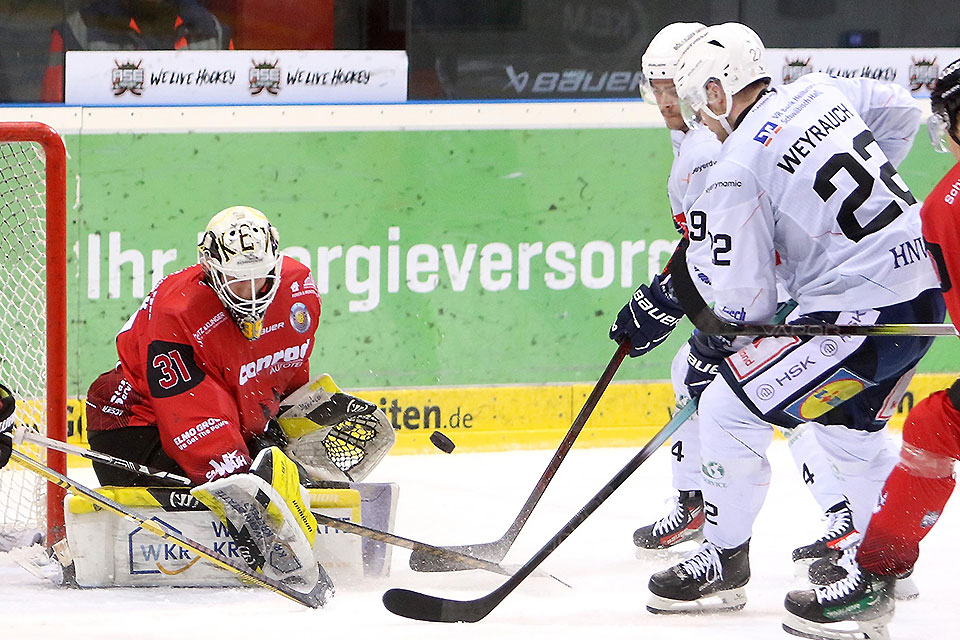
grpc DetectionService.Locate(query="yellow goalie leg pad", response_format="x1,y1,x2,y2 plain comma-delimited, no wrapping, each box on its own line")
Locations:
258,446,318,547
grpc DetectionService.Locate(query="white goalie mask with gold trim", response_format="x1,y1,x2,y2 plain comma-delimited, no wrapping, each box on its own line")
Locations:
198,206,282,340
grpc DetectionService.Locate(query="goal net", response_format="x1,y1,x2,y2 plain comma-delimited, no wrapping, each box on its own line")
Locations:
0,122,67,549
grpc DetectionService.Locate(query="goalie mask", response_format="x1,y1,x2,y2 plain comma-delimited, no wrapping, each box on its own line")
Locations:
198,206,282,341
674,22,770,134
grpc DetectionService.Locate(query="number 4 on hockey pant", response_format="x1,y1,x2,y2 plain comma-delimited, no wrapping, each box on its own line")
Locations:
191,446,335,605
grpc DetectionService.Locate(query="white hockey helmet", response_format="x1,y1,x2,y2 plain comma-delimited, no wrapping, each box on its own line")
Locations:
642,22,707,82
675,22,769,130
640,22,706,105
198,206,282,341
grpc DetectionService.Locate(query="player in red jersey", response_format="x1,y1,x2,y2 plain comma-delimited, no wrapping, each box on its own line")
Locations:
783,59,960,640
86,205,321,485
85,205,332,601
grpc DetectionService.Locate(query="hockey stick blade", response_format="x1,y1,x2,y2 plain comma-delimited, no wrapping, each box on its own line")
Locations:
383,400,698,623
312,513,563,583
408,340,630,573
668,240,956,337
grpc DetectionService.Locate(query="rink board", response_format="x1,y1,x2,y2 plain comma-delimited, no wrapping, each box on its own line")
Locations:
60,373,955,463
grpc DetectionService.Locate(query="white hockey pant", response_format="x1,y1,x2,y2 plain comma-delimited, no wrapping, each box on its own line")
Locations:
670,340,701,492
697,377,897,548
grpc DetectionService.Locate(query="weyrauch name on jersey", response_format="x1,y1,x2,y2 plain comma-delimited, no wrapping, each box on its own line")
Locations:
776,104,856,174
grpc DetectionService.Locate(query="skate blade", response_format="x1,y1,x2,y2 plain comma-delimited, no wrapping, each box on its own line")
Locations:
893,576,919,601
782,611,893,640
646,587,746,615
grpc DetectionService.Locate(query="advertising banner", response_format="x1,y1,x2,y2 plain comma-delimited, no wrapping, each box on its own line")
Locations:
64,50,408,105
5,101,955,455
767,47,960,97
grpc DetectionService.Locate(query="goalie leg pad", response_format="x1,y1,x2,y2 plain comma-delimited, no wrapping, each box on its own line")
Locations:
190,447,333,601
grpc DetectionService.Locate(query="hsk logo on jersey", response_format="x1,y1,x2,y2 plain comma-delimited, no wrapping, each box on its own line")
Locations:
753,121,783,147
238,339,311,385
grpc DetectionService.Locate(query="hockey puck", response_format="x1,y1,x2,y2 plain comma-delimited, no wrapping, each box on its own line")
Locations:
429,431,456,454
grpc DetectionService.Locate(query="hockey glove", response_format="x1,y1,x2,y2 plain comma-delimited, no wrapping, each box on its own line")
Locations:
610,273,684,357
684,332,733,400
0,383,15,469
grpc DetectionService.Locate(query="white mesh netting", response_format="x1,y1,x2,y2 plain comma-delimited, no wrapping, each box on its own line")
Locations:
0,138,50,545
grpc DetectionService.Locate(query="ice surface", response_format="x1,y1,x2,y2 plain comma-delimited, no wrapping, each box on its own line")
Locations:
2,439,955,639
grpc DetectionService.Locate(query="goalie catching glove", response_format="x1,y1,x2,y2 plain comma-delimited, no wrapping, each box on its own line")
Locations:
0,383,15,469
610,273,684,357
276,374,395,483
191,446,334,606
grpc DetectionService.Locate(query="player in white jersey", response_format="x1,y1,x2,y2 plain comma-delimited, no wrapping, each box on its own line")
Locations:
612,22,716,550
616,23,904,561
640,23,944,614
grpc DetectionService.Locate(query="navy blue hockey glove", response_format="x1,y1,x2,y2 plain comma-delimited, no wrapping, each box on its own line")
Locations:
609,273,684,357
0,383,15,469
684,332,733,400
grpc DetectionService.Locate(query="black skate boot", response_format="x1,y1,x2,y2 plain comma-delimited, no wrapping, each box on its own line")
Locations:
783,562,895,640
793,500,859,565
808,546,919,601
633,490,705,550
646,539,750,614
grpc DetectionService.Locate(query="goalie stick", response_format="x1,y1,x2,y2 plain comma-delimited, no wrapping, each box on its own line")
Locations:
668,239,957,338
382,399,698,623
6,448,323,608
408,338,630,572
17,427,544,580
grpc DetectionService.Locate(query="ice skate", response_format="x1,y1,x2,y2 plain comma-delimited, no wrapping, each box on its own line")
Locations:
633,489,705,550
646,540,749,614
793,501,860,567
783,562,895,640
808,546,919,601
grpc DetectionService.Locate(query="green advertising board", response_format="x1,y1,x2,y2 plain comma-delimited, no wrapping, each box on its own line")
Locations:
42,102,958,399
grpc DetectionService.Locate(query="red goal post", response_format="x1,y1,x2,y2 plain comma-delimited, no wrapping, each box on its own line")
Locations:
0,121,67,546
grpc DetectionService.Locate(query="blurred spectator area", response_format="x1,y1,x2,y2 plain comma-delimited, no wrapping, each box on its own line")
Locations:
206,0,333,49
0,0,341,102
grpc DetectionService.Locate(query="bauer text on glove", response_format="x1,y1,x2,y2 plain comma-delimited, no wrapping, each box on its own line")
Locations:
609,273,684,357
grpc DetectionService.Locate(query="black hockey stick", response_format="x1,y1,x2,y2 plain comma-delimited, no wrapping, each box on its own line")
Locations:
408,338,630,572
382,399,698,622
16,427,195,488
8,448,324,608
18,427,537,579
668,239,957,337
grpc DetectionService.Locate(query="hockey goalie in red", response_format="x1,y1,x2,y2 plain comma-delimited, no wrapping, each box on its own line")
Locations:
783,59,960,640
85,206,358,606
88,205,320,484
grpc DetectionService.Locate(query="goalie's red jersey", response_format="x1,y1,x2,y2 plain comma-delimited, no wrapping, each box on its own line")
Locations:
115,257,321,483
921,160,960,336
